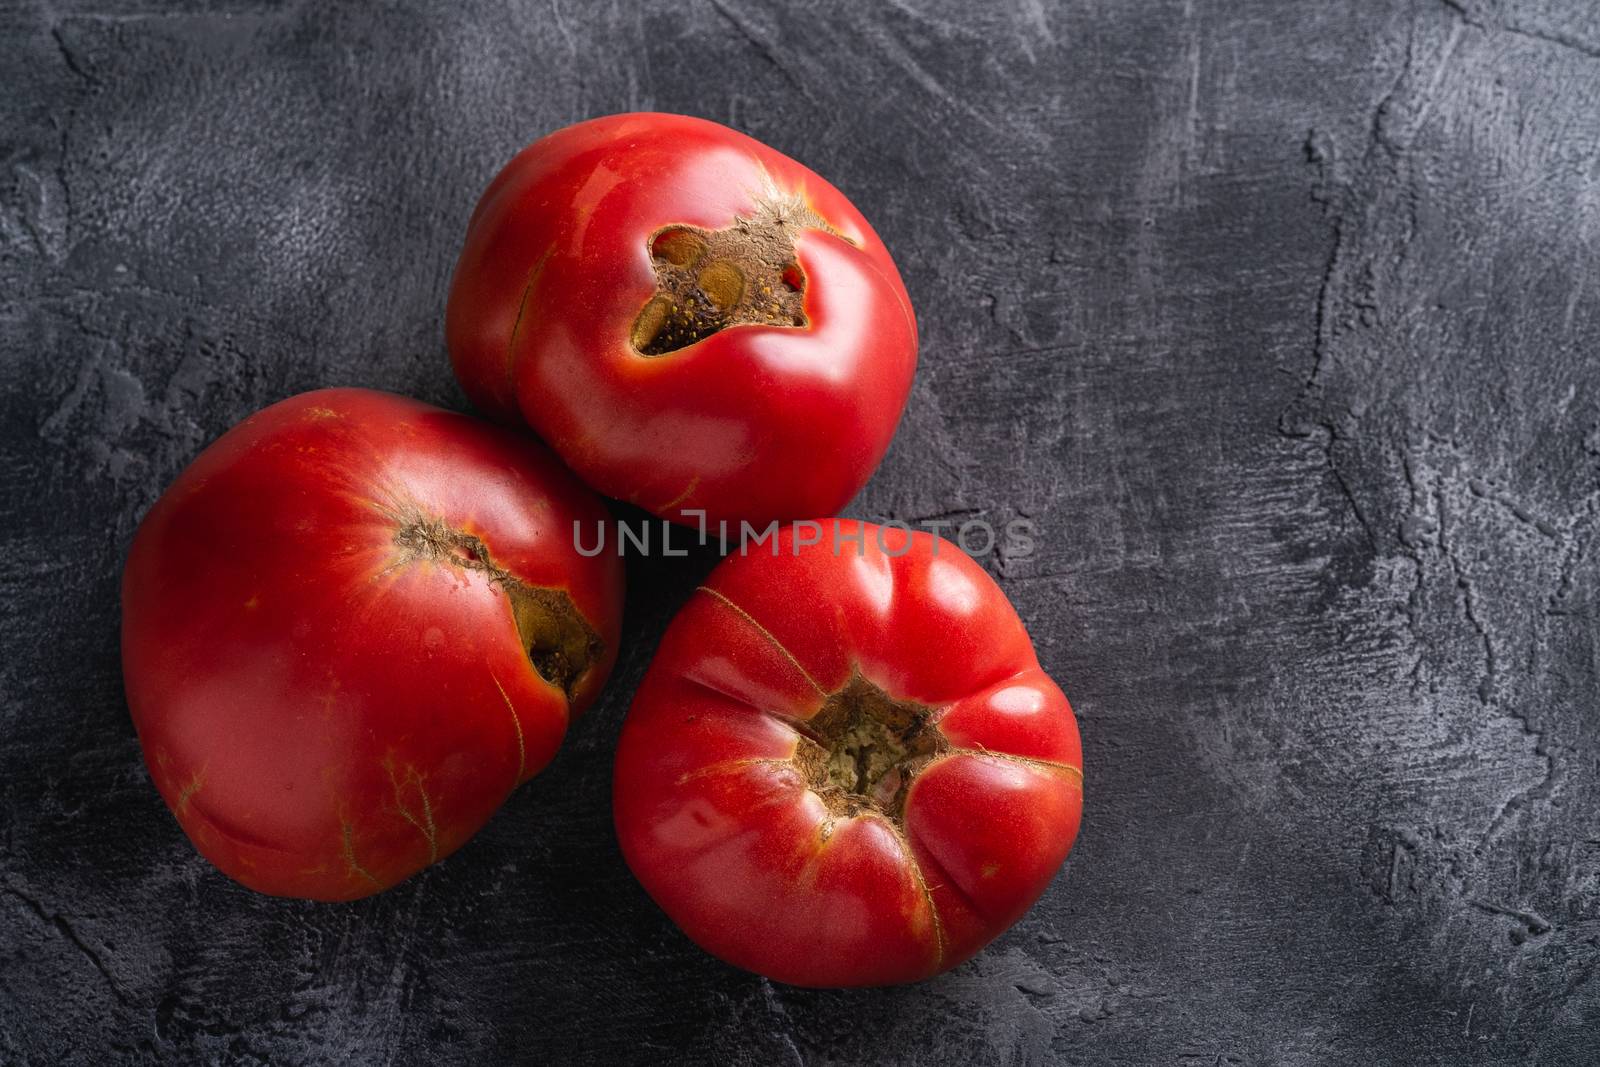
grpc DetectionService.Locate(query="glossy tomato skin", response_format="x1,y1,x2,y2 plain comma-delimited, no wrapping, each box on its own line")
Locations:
613,522,1082,986
121,388,623,900
447,113,918,527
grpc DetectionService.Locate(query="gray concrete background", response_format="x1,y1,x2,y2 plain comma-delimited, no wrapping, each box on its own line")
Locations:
3,0,1598,1063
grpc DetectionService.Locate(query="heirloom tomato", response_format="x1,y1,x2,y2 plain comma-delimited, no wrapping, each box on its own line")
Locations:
613,521,1082,986
121,388,623,900
447,113,917,527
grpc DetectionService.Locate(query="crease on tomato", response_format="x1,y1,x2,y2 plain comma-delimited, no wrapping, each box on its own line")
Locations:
694,584,828,698
949,746,1084,786
674,756,799,788
656,761,815,862
865,812,947,974
931,668,1083,771
339,820,382,889
381,755,440,865
675,661,816,731
488,671,527,785
505,244,554,391
175,794,307,858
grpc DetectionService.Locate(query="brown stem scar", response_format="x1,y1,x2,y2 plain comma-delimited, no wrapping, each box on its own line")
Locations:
788,673,949,824
393,519,603,702
631,194,839,356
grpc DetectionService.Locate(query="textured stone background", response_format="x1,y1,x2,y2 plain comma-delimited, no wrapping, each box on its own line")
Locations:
3,0,1599,1063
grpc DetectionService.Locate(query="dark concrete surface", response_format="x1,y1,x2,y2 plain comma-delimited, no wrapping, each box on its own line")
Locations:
3,0,1598,1062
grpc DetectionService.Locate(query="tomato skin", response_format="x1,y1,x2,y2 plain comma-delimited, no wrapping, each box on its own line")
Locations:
121,389,623,900
613,522,1082,986
447,113,918,527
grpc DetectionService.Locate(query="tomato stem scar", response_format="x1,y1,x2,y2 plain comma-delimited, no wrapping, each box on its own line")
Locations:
631,194,838,355
393,518,602,703
789,673,949,824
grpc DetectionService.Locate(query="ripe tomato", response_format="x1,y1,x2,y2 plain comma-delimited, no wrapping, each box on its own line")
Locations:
613,522,1082,986
447,113,918,527
121,388,623,900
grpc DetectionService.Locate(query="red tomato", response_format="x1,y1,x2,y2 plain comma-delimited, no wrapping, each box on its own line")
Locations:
121,388,623,900
613,522,1082,986
447,113,918,527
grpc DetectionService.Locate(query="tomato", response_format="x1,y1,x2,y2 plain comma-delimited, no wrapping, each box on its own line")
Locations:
120,388,623,900
612,521,1082,986
447,113,918,527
